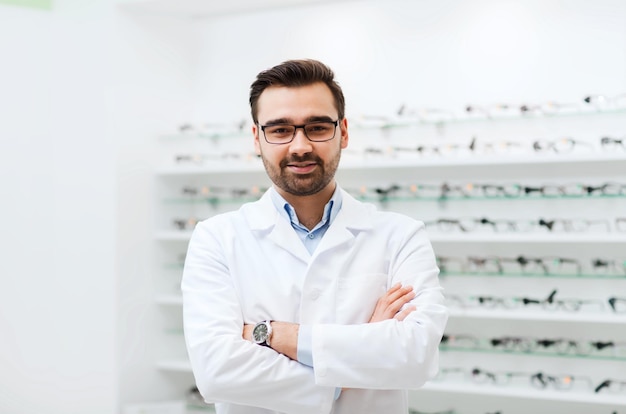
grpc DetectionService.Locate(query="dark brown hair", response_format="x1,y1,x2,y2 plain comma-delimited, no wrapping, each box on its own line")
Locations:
249,59,345,124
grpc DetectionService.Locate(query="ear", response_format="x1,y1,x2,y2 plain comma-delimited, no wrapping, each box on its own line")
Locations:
339,118,349,149
252,123,261,155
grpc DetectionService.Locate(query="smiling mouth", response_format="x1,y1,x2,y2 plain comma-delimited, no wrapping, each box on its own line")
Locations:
286,162,317,173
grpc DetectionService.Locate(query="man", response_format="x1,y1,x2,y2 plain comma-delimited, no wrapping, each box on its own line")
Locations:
182,59,448,414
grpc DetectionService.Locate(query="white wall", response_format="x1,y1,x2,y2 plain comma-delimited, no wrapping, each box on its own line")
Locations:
190,0,626,124
0,1,118,413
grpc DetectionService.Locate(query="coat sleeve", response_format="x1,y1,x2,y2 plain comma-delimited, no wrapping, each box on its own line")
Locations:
310,220,449,389
182,218,336,413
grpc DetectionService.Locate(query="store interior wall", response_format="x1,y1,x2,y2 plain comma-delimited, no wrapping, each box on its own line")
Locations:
0,1,118,413
0,0,625,413
189,0,626,125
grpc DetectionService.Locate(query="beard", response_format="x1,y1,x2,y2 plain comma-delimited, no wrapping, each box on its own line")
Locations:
260,150,341,196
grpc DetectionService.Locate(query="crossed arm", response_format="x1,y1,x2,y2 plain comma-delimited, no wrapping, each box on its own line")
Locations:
242,283,417,361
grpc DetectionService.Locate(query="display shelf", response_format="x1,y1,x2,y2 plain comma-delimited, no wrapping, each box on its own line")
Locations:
441,272,626,280
349,193,626,203
429,233,626,244
155,231,626,244
440,346,626,362
448,308,626,324
156,152,626,176
419,381,626,406
350,106,626,128
152,89,625,414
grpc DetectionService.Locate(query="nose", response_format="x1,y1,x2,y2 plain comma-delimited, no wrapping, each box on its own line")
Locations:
288,127,313,155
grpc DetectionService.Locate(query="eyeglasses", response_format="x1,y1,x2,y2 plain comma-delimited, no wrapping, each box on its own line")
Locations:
600,136,625,151
594,378,626,393
608,297,626,313
172,217,199,230
537,218,611,233
530,372,588,390
520,289,605,312
532,137,593,153
439,255,626,277
258,120,339,144
425,217,531,233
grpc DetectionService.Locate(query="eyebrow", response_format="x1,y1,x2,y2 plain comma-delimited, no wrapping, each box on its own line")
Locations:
261,115,336,126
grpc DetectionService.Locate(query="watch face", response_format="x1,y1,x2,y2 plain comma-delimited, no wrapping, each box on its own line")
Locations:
253,323,268,342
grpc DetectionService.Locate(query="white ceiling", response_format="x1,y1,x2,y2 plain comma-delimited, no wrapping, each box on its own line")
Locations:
118,0,363,19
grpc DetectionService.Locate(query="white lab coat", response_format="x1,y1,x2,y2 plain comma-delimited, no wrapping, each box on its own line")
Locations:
182,187,448,414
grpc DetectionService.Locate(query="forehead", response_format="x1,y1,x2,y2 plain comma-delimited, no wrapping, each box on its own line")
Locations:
257,82,337,122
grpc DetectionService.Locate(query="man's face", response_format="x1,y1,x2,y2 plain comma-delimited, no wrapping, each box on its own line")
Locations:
252,82,349,197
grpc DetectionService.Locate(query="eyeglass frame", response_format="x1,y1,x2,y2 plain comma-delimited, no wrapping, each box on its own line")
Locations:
257,119,340,144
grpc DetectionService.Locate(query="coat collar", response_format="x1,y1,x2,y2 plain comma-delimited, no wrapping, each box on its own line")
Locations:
242,186,374,262
244,186,374,233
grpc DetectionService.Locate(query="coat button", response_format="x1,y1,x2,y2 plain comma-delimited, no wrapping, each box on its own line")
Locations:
310,289,321,300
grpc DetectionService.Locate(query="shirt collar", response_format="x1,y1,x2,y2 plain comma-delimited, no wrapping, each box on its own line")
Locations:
269,185,343,229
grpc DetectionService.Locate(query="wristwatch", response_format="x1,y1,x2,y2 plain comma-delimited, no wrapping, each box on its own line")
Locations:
252,320,272,347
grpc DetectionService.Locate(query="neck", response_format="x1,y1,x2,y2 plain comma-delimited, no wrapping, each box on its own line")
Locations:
278,182,336,230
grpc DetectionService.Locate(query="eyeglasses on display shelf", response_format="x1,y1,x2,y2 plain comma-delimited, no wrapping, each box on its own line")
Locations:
425,217,536,233
468,136,524,155
441,333,626,359
172,217,199,231
425,216,623,233
435,366,612,393
608,297,626,313
177,185,268,204
396,104,456,122
448,289,615,314
529,371,592,391
177,119,248,138
594,378,626,394
175,151,260,165
345,180,626,203
584,93,626,108
600,136,626,151
532,137,594,153
518,289,605,313
438,255,626,278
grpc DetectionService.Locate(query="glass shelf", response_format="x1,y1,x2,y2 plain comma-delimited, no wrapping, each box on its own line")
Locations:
157,107,626,141
350,106,626,129
440,345,626,362
441,271,626,280
348,193,626,203
419,381,626,406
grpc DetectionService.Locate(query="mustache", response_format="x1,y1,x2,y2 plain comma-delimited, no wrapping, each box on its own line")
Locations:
280,154,321,168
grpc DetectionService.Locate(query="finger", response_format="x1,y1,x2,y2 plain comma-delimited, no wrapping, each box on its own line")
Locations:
388,290,416,314
383,284,414,305
394,305,416,321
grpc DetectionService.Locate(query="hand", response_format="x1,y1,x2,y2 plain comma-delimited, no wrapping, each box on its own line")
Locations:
242,324,253,341
368,283,416,323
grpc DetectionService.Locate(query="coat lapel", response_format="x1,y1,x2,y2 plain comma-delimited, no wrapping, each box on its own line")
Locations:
243,189,310,263
242,187,375,263
312,189,374,258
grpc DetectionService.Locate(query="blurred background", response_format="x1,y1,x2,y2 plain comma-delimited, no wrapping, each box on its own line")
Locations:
0,0,625,413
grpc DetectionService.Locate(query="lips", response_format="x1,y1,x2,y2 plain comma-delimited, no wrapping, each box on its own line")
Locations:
287,162,317,173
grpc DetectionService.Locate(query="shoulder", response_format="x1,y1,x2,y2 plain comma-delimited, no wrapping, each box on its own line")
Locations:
339,188,426,232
